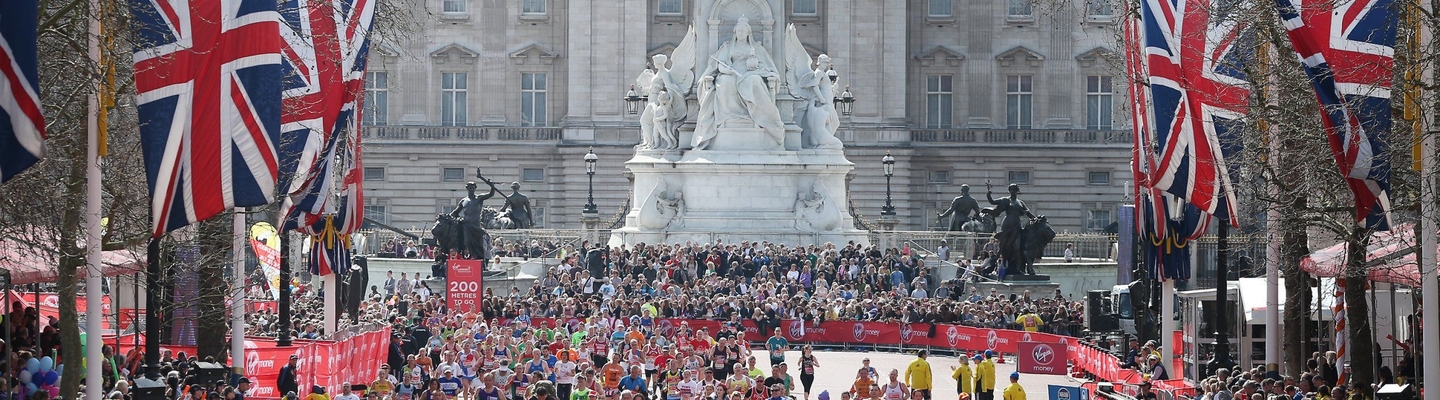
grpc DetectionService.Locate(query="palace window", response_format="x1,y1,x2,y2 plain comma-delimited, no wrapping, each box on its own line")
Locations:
441,72,468,126
521,73,547,127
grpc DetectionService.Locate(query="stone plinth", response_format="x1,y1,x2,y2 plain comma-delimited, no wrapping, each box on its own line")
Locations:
974,280,1062,298
609,148,870,247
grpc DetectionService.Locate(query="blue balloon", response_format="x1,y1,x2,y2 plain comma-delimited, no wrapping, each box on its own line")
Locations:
24,383,37,395
24,358,39,373
54,364,62,375
18,370,31,384
38,356,53,372
42,371,58,386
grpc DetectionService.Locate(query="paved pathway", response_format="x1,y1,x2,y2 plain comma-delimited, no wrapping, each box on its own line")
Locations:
770,349,1085,400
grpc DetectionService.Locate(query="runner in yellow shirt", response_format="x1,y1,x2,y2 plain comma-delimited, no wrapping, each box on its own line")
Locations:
1015,311,1043,332
977,351,997,400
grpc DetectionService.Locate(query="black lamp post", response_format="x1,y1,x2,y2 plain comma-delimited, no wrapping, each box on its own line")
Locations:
1207,217,1235,375
624,86,646,115
584,148,598,213
881,151,895,216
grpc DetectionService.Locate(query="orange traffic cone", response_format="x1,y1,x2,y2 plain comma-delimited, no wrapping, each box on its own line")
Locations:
996,352,1006,364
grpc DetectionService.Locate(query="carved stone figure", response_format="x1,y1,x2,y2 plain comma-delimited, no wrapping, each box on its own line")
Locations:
481,207,515,230
447,177,497,259
937,184,982,231
984,182,1037,275
636,31,696,150
693,17,785,149
794,182,841,232
782,25,844,150
637,181,686,230
498,182,534,229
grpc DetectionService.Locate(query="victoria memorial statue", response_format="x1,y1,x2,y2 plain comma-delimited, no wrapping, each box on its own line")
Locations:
610,2,866,246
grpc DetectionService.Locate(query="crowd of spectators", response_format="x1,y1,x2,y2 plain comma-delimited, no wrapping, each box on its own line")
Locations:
473,241,1082,336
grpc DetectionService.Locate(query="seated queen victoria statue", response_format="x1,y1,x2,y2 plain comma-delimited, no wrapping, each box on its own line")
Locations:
692,17,786,150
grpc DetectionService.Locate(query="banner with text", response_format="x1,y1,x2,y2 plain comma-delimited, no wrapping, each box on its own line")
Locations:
1017,341,1069,375
447,259,485,314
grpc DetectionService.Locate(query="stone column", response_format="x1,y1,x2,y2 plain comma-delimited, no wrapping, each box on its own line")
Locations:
877,215,899,250
581,211,602,244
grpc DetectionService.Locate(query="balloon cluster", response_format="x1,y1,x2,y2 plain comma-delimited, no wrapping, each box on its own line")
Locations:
18,356,61,397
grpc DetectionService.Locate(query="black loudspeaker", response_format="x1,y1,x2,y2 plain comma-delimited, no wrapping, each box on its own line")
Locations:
1376,384,1416,400
194,362,229,384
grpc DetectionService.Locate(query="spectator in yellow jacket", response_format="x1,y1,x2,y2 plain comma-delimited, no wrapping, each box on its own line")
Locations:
904,350,933,400
977,351,997,400
1015,311,1043,332
949,355,973,397
1001,373,1024,400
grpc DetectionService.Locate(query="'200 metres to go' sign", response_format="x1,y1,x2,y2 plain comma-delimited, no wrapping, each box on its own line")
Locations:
447,259,485,313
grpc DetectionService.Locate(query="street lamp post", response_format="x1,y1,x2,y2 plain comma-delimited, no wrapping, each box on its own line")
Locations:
881,151,895,216
833,85,856,116
624,86,646,115
584,148,598,214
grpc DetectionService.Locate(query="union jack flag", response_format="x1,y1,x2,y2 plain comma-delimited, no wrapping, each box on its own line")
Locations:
1273,0,1395,231
131,0,283,237
335,133,364,234
1143,0,1250,226
0,0,46,183
277,0,374,236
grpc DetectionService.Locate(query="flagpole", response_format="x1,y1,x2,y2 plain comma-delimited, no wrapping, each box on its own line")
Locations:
84,0,105,397
1418,2,1437,397
232,211,246,379
1262,41,1282,374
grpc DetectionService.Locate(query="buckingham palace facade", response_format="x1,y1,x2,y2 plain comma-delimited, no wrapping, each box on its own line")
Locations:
357,0,1133,233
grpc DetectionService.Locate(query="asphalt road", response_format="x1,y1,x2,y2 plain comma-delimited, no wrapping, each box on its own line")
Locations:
768,349,1085,400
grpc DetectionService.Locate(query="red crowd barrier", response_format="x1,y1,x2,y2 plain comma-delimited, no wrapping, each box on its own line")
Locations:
107,326,390,400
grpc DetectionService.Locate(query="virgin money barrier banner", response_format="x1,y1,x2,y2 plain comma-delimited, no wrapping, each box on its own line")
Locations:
1017,341,1068,375
447,259,485,313
107,326,390,400
520,317,1072,356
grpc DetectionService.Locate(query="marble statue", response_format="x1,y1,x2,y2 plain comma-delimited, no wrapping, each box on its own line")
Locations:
794,182,841,231
693,17,785,149
782,25,843,150
937,184,982,231
635,29,697,150
498,182,534,229
638,181,686,230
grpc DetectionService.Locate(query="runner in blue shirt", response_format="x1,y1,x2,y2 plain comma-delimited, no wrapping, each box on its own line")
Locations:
765,329,789,368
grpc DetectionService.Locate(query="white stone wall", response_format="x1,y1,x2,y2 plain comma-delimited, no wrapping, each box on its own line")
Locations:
359,0,1135,232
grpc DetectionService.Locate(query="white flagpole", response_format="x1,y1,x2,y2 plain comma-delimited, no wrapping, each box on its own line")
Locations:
84,1,104,397
1418,2,1438,398
1264,44,1282,373
233,211,247,379
1421,99,1437,400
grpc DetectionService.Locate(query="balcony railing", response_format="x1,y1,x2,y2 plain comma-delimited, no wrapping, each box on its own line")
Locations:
910,129,1129,145
363,126,563,142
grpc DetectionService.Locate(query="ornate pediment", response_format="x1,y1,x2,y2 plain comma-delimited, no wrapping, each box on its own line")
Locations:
995,46,1044,67
509,43,560,65
429,43,479,65
915,45,965,67
1075,47,1119,68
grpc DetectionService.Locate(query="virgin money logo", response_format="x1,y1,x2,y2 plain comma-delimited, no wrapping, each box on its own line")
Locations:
986,330,998,350
1058,337,1068,345
900,325,928,342
41,296,59,308
789,321,805,338
245,349,266,373
1032,344,1056,365
452,263,475,274
850,323,880,341
946,327,961,347
1022,333,1033,342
